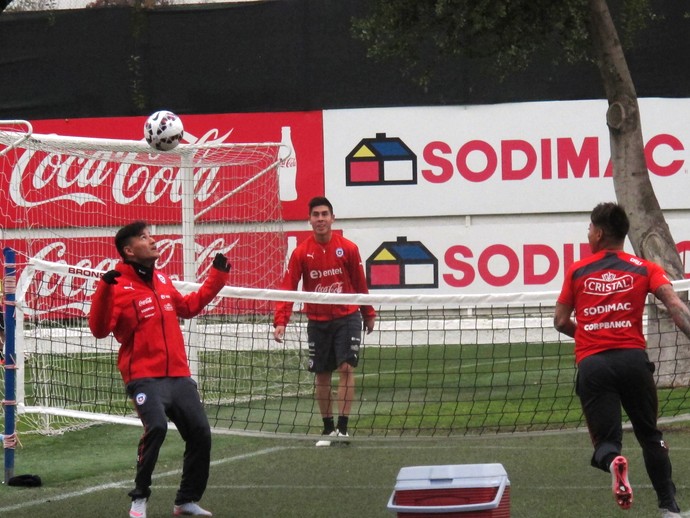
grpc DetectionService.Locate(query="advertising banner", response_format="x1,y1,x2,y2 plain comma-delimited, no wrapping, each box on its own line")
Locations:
337,212,690,294
323,98,690,218
3,98,690,297
1,111,325,227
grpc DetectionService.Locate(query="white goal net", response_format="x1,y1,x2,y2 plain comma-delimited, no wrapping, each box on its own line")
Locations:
0,121,286,432
0,121,286,288
3,121,690,440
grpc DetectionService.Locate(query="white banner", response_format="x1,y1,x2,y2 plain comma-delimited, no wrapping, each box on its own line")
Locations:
338,212,690,295
324,98,690,218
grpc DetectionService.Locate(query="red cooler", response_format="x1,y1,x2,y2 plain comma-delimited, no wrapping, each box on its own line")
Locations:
387,464,510,517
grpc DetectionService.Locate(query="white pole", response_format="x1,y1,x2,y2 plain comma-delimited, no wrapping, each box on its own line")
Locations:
180,152,199,378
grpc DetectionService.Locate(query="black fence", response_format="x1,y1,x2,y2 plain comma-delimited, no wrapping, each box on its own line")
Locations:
1,0,689,120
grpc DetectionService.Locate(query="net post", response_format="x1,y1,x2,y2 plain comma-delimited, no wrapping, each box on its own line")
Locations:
3,247,16,484
0,119,32,158
180,152,199,378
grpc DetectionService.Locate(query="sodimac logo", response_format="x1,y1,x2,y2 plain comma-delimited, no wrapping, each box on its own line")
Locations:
345,133,418,186
345,132,686,187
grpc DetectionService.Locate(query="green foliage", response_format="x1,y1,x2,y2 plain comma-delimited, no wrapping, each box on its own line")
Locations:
352,0,655,83
4,0,170,9
4,0,57,12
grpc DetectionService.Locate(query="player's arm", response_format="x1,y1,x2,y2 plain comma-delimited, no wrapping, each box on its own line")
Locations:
175,254,230,318
655,283,690,340
553,302,576,338
349,246,376,332
273,249,302,342
88,270,121,338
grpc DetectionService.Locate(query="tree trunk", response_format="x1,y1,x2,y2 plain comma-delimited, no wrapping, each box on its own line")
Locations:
588,0,689,386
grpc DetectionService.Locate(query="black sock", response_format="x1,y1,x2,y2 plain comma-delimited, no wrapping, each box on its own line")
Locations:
322,417,335,434
604,453,618,472
337,416,349,434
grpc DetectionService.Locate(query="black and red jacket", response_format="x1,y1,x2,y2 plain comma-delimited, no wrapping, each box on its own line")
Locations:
89,261,228,384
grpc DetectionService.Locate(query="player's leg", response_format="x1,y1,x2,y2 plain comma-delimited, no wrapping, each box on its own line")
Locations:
576,352,624,470
126,379,169,516
166,377,212,509
576,351,632,509
308,320,338,445
314,371,334,420
336,363,355,419
333,312,363,436
620,350,680,514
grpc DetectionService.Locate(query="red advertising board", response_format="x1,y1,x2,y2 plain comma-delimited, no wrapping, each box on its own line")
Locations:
1,111,324,228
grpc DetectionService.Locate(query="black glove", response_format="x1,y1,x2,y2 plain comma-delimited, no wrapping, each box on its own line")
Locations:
212,253,231,273
102,270,122,285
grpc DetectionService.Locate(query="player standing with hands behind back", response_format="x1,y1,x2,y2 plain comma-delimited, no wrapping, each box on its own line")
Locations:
554,202,690,518
89,221,231,518
273,197,376,446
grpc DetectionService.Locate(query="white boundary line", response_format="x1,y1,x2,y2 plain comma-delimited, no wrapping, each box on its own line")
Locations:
3,441,690,515
0,446,288,513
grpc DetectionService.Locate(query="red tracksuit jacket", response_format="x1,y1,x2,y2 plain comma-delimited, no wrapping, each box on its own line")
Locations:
89,261,228,384
273,233,376,326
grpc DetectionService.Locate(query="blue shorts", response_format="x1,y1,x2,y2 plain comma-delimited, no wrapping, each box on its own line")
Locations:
306,312,362,373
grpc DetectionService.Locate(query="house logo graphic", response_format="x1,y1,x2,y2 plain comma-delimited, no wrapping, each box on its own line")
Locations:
346,133,417,186
366,236,438,289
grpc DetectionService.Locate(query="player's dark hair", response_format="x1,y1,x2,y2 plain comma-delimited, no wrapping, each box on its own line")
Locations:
308,196,333,215
115,220,149,259
590,202,629,241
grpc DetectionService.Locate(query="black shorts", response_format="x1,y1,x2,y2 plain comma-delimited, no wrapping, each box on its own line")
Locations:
307,312,362,373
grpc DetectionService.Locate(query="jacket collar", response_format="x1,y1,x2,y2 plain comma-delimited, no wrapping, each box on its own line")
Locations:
124,260,154,283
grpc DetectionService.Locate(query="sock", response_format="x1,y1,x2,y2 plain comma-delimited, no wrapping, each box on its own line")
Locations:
322,417,335,433
606,453,619,472
337,415,349,434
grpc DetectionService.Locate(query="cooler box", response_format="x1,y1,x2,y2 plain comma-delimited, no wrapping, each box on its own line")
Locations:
387,463,510,517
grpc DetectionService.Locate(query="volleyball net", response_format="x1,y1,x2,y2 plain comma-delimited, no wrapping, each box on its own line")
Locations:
11,257,690,438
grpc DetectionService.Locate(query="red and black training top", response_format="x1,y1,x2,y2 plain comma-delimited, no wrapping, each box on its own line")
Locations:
557,249,671,364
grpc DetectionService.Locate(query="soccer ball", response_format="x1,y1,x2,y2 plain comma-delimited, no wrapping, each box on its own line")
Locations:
144,110,184,151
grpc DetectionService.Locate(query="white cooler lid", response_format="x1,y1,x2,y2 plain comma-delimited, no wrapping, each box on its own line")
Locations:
394,463,510,490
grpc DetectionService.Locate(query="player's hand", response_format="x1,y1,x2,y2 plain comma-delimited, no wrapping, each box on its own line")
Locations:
102,270,122,285
212,253,231,273
364,317,376,334
273,325,286,343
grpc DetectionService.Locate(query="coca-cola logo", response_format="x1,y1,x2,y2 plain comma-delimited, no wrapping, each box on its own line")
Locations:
313,282,344,293
8,128,234,209
280,156,296,168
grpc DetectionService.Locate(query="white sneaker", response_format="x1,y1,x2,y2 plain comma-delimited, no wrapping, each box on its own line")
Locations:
129,498,147,518
336,430,351,445
315,430,336,447
173,502,213,516
659,508,682,518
